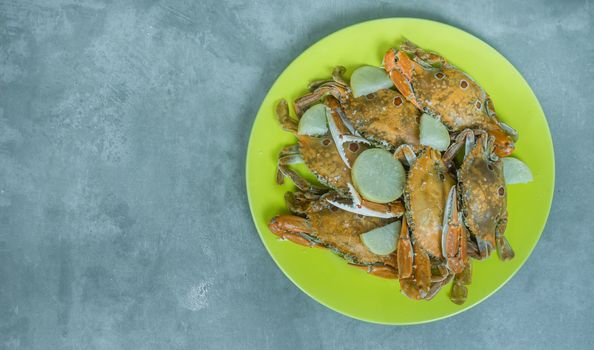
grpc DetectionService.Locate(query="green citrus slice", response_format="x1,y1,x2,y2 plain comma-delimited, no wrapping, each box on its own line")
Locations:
298,104,328,136
352,148,405,203
419,113,450,151
350,66,394,98
503,157,533,184
360,221,401,255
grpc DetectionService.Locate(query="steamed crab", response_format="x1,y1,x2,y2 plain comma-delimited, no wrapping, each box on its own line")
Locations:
342,88,421,150
444,129,514,260
296,67,421,151
268,190,401,278
276,98,403,218
383,41,517,157
393,145,467,300
275,98,365,194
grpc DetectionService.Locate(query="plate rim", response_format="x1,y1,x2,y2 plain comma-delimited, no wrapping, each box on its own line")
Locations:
245,17,555,325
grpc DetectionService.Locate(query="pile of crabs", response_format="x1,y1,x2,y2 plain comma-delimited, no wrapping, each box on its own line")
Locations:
268,41,521,304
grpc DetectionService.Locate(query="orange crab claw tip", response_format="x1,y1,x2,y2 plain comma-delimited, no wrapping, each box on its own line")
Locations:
383,48,398,70
494,141,515,157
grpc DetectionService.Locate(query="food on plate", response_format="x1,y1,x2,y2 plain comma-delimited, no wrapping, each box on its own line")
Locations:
351,148,405,204
269,41,533,304
297,103,329,136
342,88,421,149
419,113,450,151
502,157,533,184
360,221,401,256
269,190,401,278
349,65,394,97
383,41,518,157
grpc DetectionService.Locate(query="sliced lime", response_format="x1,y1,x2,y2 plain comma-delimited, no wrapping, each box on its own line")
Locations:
351,148,405,203
419,113,450,151
360,221,401,255
503,157,533,184
298,104,328,136
350,66,394,98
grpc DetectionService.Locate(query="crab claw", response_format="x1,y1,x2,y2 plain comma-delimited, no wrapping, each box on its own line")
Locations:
495,217,515,260
326,183,404,219
325,97,370,168
294,81,350,116
486,124,515,157
268,215,319,247
397,216,414,279
442,186,468,274
383,48,422,110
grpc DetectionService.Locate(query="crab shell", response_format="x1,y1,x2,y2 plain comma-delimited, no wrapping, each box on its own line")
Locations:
457,133,510,260
342,89,420,150
268,191,399,278
404,147,456,259
298,133,367,193
275,98,368,195
383,41,516,157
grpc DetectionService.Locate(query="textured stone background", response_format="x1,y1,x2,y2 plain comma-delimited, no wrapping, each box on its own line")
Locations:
0,0,592,349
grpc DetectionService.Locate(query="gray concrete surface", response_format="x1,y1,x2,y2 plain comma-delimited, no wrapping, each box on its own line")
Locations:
0,0,592,349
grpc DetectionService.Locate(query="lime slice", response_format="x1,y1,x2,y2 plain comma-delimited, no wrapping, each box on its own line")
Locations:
352,148,405,203
298,104,328,136
350,66,394,98
360,221,401,255
419,113,450,151
503,157,533,184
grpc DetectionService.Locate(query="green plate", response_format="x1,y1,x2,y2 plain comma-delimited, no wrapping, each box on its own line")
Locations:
245,18,554,325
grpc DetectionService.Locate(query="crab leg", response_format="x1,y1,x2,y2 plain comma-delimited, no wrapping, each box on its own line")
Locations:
276,145,302,185
442,186,468,274
284,191,313,215
393,144,420,166
495,212,515,260
397,216,413,279
279,144,300,157
277,165,327,194
425,273,454,301
443,129,477,166
414,244,432,297
349,263,398,279
294,82,350,116
449,262,472,305
399,278,422,300
268,215,320,247
276,154,304,182
276,99,298,133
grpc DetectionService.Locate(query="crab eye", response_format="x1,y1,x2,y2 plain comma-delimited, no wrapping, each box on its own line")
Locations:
366,93,376,100
322,138,331,146
393,96,403,107
460,80,468,89
434,72,445,80
348,143,360,153
487,164,494,171
475,100,482,110
498,187,505,196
